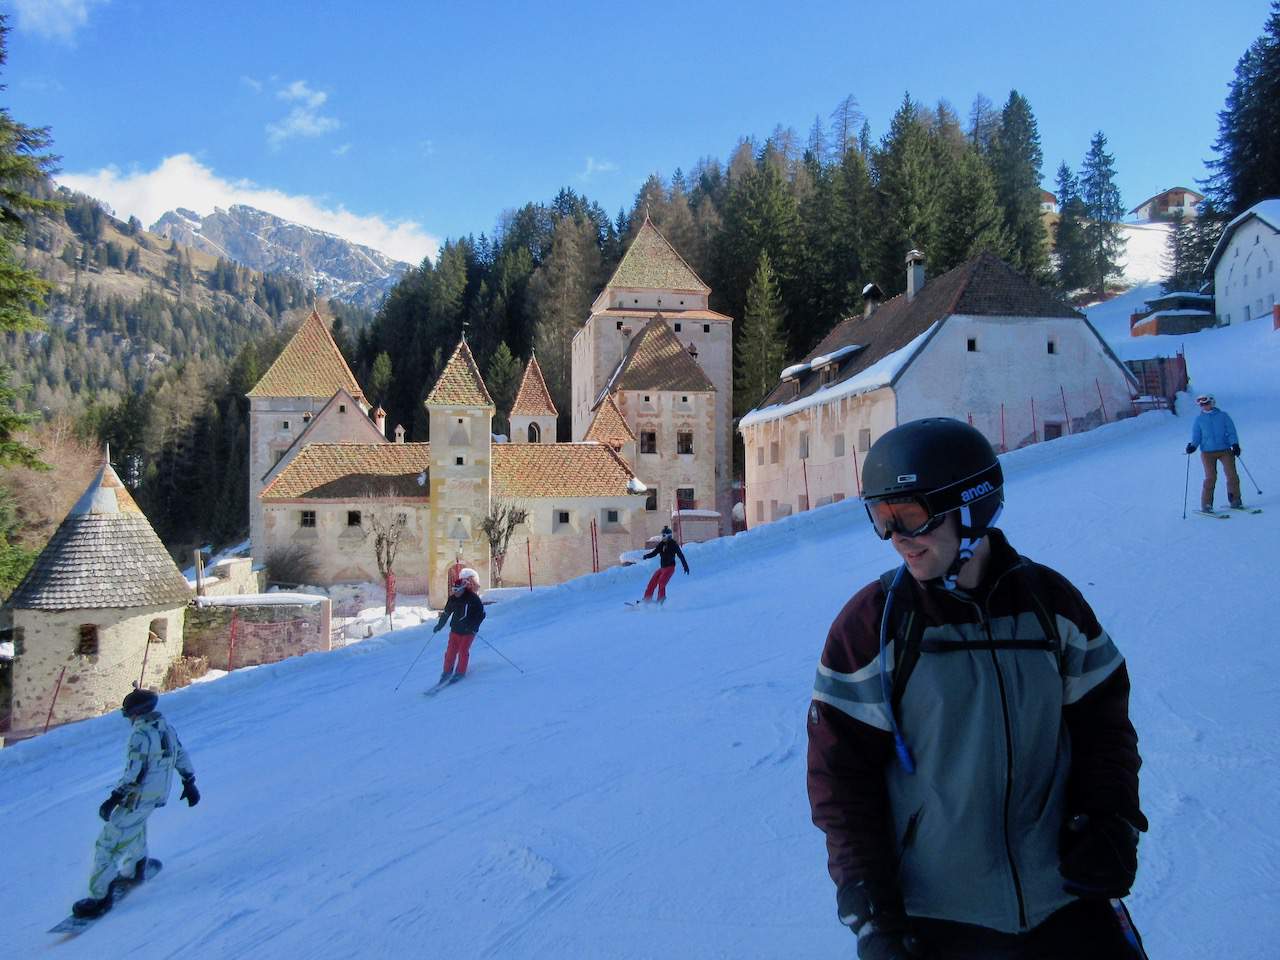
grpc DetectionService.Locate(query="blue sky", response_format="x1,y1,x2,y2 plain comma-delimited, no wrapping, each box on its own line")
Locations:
6,0,1270,265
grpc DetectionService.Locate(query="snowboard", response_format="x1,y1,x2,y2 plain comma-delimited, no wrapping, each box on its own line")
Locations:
51,858,163,935
1193,510,1231,519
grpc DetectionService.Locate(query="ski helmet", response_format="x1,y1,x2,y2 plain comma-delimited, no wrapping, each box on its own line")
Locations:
1195,393,1215,406
121,687,159,718
458,567,478,585
661,526,672,538
861,418,1003,585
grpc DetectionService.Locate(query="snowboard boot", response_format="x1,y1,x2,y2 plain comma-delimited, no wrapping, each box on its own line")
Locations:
71,894,113,919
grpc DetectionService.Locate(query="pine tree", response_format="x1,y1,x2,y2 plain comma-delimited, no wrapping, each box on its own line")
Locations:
871,94,941,294
1205,3,1280,214
936,145,1008,272
1161,211,1199,293
991,91,1047,276
1079,131,1127,299
485,342,520,436
1052,162,1090,293
368,351,392,407
0,16,58,468
735,252,787,417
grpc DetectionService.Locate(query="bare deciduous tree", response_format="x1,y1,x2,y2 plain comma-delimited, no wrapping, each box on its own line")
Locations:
362,488,409,615
481,498,527,588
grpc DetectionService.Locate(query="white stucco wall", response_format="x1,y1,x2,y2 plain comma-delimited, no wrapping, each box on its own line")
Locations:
9,604,186,734
895,315,1135,449
1214,218,1280,326
249,397,328,557
493,494,642,587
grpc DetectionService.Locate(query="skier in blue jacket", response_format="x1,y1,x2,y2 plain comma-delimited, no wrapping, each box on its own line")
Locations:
1185,393,1244,512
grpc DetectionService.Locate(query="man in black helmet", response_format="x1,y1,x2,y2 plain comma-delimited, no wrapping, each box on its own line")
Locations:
806,418,1147,959
639,525,689,604
72,688,199,918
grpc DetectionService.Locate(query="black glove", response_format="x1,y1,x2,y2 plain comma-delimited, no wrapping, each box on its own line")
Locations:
1185,443,1196,454
433,618,445,633
837,880,930,960
1060,812,1139,899
180,777,200,807
1231,444,1241,457
98,789,124,821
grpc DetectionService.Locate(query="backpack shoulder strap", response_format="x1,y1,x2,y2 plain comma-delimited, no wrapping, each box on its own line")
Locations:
1015,556,1065,672
878,568,925,711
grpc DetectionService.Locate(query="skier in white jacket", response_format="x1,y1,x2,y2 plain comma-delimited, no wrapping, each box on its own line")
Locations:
73,688,200,918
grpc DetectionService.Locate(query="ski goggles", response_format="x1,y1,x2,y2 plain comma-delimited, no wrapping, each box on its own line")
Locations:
1196,395,1214,406
865,497,950,541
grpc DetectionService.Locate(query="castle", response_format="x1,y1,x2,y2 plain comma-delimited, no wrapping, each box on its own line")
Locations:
247,218,733,597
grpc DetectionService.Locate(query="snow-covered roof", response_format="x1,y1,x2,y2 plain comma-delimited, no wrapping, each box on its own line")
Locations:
627,477,648,494
195,593,327,608
1206,199,1280,277
740,323,938,429
672,509,721,519
0,641,12,661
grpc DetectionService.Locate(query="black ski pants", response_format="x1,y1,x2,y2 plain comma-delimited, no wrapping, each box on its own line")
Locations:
909,898,1142,959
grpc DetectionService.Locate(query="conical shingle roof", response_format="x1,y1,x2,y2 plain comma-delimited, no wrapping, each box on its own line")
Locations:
510,354,558,417
247,309,364,400
610,316,715,393
425,339,494,407
6,460,193,611
604,217,710,293
584,394,636,448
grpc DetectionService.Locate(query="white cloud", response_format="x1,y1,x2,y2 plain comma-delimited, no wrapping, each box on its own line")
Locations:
578,156,619,181
58,154,439,265
332,143,352,157
240,75,263,93
13,0,108,43
266,79,339,148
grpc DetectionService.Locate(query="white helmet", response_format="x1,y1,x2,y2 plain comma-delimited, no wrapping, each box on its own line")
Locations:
458,567,479,583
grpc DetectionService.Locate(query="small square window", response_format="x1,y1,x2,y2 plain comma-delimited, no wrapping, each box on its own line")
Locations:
557,510,570,525
643,395,651,403
674,322,682,332
282,420,290,430
339,404,347,413
1047,340,1057,355
677,432,694,455
303,413,312,423
617,321,623,330
77,624,99,656
703,324,710,333
770,441,780,464
677,487,695,508
859,428,872,453
300,510,316,528
455,456,464,466
640,431,657,454
645,489,658,512
755,500,764,521
799,432,810,459
457,418,464,424
757,446,764,465
347,511,362,527
148,618,168,644
606,509,619,524
966,338,977,352
681,395,688,403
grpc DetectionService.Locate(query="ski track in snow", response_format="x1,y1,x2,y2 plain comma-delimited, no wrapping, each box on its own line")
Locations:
2,310,1279,958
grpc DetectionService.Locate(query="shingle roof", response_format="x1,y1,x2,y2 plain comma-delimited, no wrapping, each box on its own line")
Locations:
583,394,636,447
604,217,710,293
510,355,558,417
425,339,494,408
493,443,638,499
759,252,1081,409
247,309,364,400
261,443,432,500
609,316,715,394
6,462,192,611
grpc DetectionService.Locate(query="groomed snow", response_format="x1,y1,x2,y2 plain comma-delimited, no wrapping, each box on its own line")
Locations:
2,311,1278,959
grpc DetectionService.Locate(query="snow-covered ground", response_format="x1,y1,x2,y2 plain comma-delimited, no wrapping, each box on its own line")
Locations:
1117,221,1172,287
3,311,1278,957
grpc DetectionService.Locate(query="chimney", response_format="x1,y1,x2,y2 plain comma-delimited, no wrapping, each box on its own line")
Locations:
862,282,884,319
394,424,406,444
906,249,926,302
374,406,387,438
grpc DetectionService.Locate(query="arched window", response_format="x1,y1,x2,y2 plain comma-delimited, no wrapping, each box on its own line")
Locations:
528,422,541,443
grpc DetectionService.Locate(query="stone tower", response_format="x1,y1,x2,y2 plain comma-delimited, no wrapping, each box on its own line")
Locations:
3,457,192,735
245,309,367,557
509,354,557,444
424,339,494,597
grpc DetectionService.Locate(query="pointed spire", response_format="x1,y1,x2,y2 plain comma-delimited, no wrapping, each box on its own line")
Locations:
246,308,364,400
425,338,494,407
584,394,635,448
510,354,558,418
603,218,709,293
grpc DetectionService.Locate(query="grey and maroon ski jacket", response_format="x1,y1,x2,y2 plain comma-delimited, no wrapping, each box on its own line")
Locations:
806,529,1145,934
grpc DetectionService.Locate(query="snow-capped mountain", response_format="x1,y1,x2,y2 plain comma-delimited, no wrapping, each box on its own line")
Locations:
150,205,410,308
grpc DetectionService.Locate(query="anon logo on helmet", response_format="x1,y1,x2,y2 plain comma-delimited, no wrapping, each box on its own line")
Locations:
896,474,917,483
961,481,995,502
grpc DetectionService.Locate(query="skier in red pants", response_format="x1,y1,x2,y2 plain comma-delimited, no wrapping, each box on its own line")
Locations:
433,567,485,683
640,527,689,604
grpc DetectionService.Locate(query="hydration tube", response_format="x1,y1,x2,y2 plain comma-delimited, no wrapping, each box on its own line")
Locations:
879,563,916,774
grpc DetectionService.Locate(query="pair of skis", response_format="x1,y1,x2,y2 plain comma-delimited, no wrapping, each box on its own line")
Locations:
422,673,465,698
1194,505,1263,519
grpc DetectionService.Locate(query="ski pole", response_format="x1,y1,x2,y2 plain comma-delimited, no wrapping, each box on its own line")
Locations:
1182,452,1191,519
1238,455,1262,495
393,632,438,692
477,633,524,674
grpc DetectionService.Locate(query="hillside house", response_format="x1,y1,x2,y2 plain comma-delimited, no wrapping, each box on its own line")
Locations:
2,459,192,736
1129,187,1204,223
739,251,1138,526
1040,190,1058,213
1208,199,1280,327
1129,291,1216,337
571,217,732,535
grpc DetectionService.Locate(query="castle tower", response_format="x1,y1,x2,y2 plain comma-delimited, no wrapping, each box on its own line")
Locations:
509,354,557,443
245,309,367,557
424,339,494,597
4,456,192,735
570,216,733,522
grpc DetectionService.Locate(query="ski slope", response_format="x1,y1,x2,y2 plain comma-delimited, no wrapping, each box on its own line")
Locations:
2,317,1278,958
